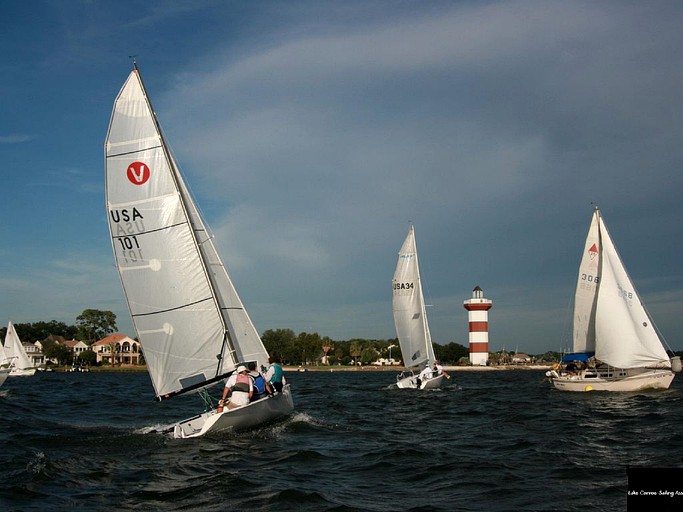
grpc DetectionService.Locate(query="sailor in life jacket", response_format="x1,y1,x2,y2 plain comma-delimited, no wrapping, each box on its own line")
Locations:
219,365,253,410
265,355,286,393
247,361,272,401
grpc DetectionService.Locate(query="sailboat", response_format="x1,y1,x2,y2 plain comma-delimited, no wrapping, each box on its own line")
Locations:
104,63,293,438
0,339,11,387
392,225,445,389
546,207,681,392
3,321,36,377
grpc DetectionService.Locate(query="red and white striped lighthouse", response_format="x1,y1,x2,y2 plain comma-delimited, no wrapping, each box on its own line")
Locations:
463,286,493,366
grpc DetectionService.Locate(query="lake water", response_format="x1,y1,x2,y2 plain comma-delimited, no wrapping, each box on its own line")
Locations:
1,369,682,511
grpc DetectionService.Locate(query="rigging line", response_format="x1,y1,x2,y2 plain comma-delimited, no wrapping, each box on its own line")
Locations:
107,145,163,158
165,145,219,243
131,297,214,318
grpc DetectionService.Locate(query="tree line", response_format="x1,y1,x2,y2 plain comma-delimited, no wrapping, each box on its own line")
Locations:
0,309,118,366
1,310,472,367
261,328,470,366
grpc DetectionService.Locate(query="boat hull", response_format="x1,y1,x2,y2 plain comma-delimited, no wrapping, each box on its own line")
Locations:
9,368,36,377
548,368,674,392
396,373,444,389
172,384,294,438
420,374,445,389
396,373,417,388
0,368,10,387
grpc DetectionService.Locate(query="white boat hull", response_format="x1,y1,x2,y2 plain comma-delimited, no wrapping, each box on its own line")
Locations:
9,368,36,377
396,373,445,389
0,368,10,387
172,384,294,438
420,374,445,389
548,368,675,392
396,373,417,388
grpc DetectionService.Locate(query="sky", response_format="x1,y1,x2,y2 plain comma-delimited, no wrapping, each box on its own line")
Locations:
2,0,683,355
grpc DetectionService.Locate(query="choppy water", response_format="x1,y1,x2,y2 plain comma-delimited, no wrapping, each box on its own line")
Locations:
1,369,682,511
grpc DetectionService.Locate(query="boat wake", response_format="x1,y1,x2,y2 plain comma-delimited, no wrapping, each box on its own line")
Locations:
135,423,175,435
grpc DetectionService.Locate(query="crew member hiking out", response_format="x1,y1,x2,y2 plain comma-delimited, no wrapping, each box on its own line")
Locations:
219,365,253,410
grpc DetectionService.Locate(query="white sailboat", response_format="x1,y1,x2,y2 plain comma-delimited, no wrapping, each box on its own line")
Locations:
105,63,293,438
0,339,10,387
546,207,681,392
3,321,36,377
392,226,446,389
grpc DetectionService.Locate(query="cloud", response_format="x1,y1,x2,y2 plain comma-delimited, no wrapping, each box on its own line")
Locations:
106,1,683,351
0,134,35,144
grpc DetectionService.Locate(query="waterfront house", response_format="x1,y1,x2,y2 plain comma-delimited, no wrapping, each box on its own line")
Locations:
24,342,44,366
63,340,89,355
92,334,141,365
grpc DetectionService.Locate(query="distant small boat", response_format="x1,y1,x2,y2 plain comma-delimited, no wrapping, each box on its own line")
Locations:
3,321,36,377
392,226,446,390
546,207,681,392
105,63,293,438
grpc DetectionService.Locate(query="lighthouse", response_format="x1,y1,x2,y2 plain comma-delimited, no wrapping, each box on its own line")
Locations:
463,286,493,366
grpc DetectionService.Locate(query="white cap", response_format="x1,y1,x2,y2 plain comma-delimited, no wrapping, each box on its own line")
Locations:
236,365,247,373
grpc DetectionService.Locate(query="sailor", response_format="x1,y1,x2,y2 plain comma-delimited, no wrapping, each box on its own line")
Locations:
433,360,451,380
219,365,253,410
247,361,272,400
417,363,433,386
265,356,286,393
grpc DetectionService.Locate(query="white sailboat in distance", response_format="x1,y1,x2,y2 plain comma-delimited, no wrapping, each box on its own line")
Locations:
392,225,446,389
4,321,36,377
0,337,11,387
105,63,293,438
546,207,681,392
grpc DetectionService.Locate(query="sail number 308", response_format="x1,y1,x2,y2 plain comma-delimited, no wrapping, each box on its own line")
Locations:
580,273,600,284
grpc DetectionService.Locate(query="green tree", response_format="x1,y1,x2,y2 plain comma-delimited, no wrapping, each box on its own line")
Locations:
43,343,72,365
349,339,363,365
0,320,77,343
261,328,296,358
76,309,117,343
434,342,469,364
295,332,322,365
360,347,378,365
78,349,97,366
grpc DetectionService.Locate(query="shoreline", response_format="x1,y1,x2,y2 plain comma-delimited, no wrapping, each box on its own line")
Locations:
44,364,552,373
284,364,551,372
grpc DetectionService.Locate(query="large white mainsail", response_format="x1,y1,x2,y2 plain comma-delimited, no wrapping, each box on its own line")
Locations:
105,65,268,400
594,213,671,369
4,321,34,373
392,225,436,368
